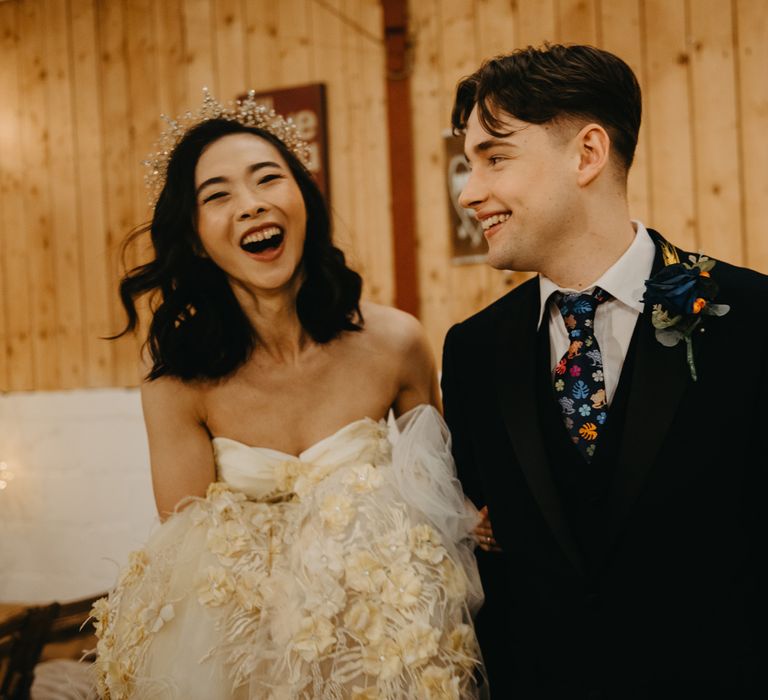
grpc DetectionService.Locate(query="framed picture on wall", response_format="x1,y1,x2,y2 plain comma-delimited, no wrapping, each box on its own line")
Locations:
239,84,330,202
443,130,487,265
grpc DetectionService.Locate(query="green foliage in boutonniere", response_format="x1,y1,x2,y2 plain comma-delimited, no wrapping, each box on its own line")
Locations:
642,253,730,381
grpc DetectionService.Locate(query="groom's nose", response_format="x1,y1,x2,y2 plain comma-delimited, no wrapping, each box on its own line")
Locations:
458,169,486,210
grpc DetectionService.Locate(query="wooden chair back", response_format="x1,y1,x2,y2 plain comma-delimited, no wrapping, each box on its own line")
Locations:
0,603,60,700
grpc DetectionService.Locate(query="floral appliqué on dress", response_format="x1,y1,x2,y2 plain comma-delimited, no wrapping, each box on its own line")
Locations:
91,410,484,699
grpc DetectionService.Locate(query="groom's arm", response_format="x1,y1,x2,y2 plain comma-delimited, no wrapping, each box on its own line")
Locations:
444,324,515,694
442,325,485,509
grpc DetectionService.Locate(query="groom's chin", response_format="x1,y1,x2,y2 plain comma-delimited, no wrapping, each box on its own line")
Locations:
486,250,520,273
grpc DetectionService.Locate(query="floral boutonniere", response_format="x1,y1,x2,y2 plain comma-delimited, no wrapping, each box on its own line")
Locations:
642,249,730,381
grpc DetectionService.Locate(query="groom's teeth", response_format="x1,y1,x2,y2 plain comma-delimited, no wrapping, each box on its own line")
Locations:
481,213,510,231
241,226,282,245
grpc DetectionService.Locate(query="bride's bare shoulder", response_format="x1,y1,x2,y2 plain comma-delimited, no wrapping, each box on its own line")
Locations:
358,303,438,409
358,302,432,356
139,370,207,422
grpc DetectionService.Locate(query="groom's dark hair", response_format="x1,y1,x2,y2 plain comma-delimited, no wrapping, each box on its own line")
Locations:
452,44,642,173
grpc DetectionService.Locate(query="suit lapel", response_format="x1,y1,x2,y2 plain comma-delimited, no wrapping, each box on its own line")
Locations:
496,281,586,575
605,231,689,554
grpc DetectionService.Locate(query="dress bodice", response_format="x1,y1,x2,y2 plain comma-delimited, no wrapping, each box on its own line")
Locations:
212,417,392,501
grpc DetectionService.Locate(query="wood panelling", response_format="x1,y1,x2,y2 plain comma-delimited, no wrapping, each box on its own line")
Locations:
352,0,394,303
71,0,112,387
736,0,768,271
1,0,767,389
599,0,650,222
0,2,30,390
0,0,392,391
409,0,768,357
645,0,697,250
45,0,85,388
19,0,59,390
688,0,743,262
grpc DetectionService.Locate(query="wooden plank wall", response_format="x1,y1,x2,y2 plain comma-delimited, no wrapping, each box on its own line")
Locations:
410,0,768,357
2,0,767,390
0,0,392,391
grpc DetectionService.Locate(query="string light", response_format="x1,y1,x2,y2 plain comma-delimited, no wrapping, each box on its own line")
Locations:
0,461,14,491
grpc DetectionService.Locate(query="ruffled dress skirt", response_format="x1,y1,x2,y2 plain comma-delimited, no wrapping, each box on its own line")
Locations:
91,405,486,699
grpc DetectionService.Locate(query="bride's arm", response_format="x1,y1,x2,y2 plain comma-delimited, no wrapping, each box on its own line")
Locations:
141,376,216,521
390,312,441,416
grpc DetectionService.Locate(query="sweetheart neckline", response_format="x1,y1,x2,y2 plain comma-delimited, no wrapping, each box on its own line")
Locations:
211,415,387,460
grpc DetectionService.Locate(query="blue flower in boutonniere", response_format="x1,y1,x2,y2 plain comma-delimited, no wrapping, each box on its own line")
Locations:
642,253,730,381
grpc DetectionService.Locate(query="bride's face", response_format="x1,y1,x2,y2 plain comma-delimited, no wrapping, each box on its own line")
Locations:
194,132,308,295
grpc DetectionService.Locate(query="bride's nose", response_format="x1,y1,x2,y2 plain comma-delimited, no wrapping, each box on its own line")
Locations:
236,193,267,221
238,206,266,221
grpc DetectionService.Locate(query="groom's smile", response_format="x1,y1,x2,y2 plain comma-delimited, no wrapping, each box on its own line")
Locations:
479,211,511,237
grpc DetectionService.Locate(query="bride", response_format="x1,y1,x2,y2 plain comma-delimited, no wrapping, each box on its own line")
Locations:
92,93,486,699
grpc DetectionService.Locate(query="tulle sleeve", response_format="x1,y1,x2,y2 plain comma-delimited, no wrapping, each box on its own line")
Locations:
390,404,485,614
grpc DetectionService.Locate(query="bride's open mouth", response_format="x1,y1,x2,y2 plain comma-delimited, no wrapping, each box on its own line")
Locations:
240,226,285,255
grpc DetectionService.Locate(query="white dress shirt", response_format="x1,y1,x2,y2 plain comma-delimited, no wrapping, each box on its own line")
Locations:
538,221,656,404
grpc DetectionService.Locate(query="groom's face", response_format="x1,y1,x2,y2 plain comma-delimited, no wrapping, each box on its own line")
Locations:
459,106,581,272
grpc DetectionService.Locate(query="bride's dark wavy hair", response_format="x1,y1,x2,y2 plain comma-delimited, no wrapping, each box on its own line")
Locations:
115,119,363,381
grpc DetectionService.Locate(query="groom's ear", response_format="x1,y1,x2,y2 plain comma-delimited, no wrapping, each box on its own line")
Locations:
574,123,611,187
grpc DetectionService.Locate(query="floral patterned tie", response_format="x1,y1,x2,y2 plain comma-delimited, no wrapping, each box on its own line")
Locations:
553,287,610,462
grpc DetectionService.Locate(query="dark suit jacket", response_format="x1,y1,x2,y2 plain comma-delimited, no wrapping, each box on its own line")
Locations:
442,231,767,699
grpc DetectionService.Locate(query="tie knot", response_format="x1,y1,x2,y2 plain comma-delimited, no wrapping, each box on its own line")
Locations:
556,287,609,334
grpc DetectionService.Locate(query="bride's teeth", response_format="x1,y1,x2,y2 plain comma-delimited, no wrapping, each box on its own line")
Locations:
481,213,510,231
241,227,282,245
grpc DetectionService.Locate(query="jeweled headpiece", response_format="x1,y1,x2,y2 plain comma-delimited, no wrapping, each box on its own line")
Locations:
144,87,311,205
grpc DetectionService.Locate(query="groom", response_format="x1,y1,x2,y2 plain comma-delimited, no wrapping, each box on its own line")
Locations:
442,44,766,699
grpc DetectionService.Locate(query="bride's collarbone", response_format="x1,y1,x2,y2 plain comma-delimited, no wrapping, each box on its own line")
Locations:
231,340,397,396
199,376,394,456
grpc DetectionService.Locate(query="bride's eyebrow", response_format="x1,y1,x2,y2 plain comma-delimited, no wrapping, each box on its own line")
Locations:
196,176,228,197
246,160,282,175
196,161,283,197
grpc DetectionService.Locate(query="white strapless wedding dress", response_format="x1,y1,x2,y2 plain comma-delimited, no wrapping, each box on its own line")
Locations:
92,405,486,699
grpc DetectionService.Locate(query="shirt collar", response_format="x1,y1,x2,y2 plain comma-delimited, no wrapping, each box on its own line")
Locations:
537,221,656,328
